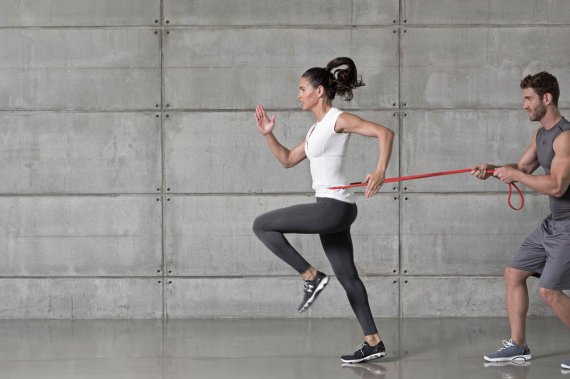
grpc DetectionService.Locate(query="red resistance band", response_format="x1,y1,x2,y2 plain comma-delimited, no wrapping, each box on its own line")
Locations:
329,168,525,211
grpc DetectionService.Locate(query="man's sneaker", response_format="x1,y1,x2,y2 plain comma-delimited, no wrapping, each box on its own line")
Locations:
297,271,328,313
562,359,570,370
484,339,531,362
341,341,386,364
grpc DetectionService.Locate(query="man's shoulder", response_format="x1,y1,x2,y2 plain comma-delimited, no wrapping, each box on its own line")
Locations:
560,117,570,129
553,128,570,150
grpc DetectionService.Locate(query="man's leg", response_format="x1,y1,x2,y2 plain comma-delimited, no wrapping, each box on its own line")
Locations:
484,266,534,362
538,217,570,369
504,267,534,346
539,288,570,327
485,219,548,362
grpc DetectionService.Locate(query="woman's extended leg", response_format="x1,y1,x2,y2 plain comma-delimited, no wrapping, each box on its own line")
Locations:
320,228,386,363
320,229,378,338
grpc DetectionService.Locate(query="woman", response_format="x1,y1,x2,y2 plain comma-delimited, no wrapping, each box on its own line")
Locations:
252,57,394,363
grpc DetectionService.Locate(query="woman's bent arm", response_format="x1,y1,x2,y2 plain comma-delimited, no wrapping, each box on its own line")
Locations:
336,112,394,197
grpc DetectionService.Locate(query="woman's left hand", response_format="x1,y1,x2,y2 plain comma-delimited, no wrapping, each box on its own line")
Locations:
364,172,385,198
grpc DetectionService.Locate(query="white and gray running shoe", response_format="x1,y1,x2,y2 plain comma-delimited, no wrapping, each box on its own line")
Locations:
484,339,531,362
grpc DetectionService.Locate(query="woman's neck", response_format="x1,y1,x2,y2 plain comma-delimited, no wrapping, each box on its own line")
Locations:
311,103,332,122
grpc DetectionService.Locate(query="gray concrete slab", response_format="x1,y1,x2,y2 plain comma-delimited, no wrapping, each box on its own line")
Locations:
164,0,398,26
401,110,542,192
0,0,159,26
401,27,570,108
0,0,160,27
0,196,161,276
163,28,399,110
164,111,313,193
0,318,569,378
164,111,399,193
0,279,162,318
0,112,161,193
0,28,160,110
0,29,160,69
401,193,549,275
401,277,553,317
165,194,399,276
165,276,399,318
403,0,570,25
1,69,161,110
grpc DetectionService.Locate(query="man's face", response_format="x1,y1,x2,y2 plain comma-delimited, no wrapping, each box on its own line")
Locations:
522,87,547,122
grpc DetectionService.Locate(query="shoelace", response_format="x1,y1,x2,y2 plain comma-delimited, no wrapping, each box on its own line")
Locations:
498,339,516,351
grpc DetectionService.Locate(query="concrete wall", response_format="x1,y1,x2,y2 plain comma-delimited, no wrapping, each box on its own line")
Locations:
0,0,568,318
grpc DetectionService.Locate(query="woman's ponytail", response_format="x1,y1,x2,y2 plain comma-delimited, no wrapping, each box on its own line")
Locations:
302,57,364,102
325,57,365,101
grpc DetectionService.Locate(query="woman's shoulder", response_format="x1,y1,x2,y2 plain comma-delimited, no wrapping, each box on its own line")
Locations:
328,107,345,121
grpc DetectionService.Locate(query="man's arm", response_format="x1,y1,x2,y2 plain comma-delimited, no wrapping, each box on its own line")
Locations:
495,131,570,197
471,129,540,179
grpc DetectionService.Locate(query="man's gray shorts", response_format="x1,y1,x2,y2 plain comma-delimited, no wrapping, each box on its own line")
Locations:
509,215,570,290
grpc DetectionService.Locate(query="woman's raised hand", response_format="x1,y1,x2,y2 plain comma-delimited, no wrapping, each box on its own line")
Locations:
255,105,276,136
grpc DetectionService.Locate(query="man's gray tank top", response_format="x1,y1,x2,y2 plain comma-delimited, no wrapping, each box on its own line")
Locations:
535,117,570,219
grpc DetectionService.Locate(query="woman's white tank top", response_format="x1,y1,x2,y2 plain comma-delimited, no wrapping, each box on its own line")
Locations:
304,107,353,203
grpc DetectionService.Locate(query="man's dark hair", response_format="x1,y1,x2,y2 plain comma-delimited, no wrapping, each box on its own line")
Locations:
520,71,560,106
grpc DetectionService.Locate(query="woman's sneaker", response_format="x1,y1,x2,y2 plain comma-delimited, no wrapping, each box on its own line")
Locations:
341,341,386,364
562,359,570,370
484,339,531,362
297,271,328,313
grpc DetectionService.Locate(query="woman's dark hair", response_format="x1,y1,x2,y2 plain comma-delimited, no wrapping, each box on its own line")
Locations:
301,57,365,101
520,71,560,106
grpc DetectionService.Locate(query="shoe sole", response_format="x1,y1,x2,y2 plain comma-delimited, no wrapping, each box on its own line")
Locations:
298,276,329,313
341,352,386,364
483,354,531,363
562,363,570,369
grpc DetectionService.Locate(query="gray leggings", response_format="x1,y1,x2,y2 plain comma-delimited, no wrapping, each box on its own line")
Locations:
252,197,378,336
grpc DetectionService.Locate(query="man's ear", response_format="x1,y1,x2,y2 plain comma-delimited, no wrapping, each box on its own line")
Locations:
543,92,553,105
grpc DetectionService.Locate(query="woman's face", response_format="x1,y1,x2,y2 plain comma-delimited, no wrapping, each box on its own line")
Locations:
298,77,320,110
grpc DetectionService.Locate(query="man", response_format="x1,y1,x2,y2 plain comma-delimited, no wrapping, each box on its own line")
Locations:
472,71,570,370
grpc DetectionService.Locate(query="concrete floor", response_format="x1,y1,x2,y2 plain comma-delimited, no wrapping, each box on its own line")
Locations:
0,317,568,379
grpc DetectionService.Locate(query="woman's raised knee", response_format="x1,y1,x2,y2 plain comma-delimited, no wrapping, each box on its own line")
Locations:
252,216,265,236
